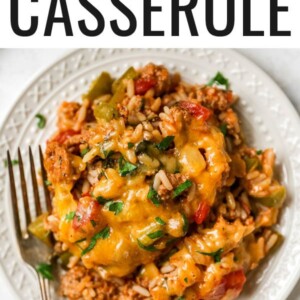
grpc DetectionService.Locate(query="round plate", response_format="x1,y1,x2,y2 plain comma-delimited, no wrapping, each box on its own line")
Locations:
0,49,299,300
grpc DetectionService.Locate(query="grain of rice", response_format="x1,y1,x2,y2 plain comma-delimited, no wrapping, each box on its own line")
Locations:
142,121,154,132
240,208,248,220
132,285,150,297
145,88,155,98
143,130,153,141
226,192,236,210
151,97,162,112
74,98,89,131
127,79,135,98
153,173,162,191
187,182,196,202
125,149,137,164
148,278,159,289
137,112,147,122
83,147,100,163
160,264,175,274
131,124,143,142
158,170,173,190
62,242,69,251
246,170,260,180
163,106,170,114
67,255,80,268
82,179,90,194
111,277,125,286
265,234,278,253
128,96,138,111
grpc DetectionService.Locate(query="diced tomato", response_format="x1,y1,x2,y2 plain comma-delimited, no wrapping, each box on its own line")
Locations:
53,129,78,144
223,270,246,292
204,270,246,300
179,101,212,121
135,78,156,95
73,198,101,230
226,91,234,104
81,192,91,197
194,201,210,224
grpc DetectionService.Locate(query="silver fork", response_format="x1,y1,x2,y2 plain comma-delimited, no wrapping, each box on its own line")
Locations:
7,146,52,300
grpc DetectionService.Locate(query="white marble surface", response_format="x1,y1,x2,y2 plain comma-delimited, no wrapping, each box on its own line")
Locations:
0,49,299,300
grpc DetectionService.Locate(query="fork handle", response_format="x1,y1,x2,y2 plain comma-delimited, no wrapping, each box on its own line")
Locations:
37,273,50,300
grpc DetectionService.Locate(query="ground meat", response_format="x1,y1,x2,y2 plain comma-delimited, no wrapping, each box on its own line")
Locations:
44,141,74,184
219,108,242,145
196,86,235,112
58,101,81,131
140,64,179,97
60,265,147,300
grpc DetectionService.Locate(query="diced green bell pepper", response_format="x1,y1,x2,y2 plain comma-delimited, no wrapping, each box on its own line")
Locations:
253,186,286,208
83,72,113,101
28,213,52,247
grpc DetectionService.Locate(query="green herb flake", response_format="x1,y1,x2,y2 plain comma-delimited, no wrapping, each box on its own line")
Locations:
106,201,124,215
65,211,76,222
147,230,164,240
90,220,97,227
256,150,263,155
44,180,52,186
182,213,189,235
4,159,19,167
80,148,89,157
137,239,158,252
118,157,137,177
35,114,47,129
155,217,166,225
128,142,134,149
96,196,112,205
220,123,227,136
147,187,162,207
36,263,54,280
207,72,229,90
156,136,175,151
196,248,224,263
173,180,193,198
82,226,110,256
184,277,188,283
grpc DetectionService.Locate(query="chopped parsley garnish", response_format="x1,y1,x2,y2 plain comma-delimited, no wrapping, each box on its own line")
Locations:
65,211,76,222
155,217,166,225
207,72,229,90
137,239,158,252
156,136,175,151
81,226,110,256
4,159,19,167
105,201,124,215
147,187,162,207
90,220,97,227
35,114,46,129
80,147,89,157
197,248,224,263
118,157,137,177
173,180,193,198
147,230,164,240
184,277,188,283
182,213,189,235
256,150,263,155
96,196,112,205
44,180,52,186
128,142,134,149
36,263,54,280
220,123,227,136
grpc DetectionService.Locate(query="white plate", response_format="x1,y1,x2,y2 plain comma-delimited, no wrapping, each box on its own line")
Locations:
0,49,300,300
